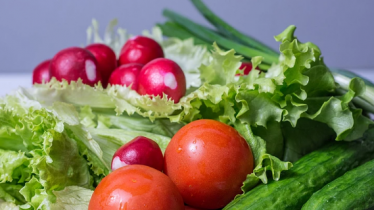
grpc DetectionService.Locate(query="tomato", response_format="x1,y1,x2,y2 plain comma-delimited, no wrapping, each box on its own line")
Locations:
89,165,184,210
164,119,254,209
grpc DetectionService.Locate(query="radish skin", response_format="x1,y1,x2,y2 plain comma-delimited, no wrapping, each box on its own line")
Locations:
50,47,102,86
111,136,164,172
86,43,117,87
119,36,164,65
108,63,143,90
137,58,186,103
32,59,51,84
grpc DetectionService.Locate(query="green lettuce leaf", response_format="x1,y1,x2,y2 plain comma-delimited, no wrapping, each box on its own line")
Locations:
0,183,25,205
234,122,292,193
0,93,95,208
0,199,19,210
281,118,336,162
303,77,372,140
252,121,284,159
199,42,242,85
0,150,31,184
51,186,93,210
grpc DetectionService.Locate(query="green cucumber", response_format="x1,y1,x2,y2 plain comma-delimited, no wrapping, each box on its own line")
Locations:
302,158,374,210
223,129,374,210
190,0,279,56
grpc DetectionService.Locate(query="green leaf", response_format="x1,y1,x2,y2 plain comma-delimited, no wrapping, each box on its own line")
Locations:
0,92,97,208
84,107,183,138
0,150,31,183
0,183,25,205
78,106,97,128
199,42,242,85
51,186,93,210
282,118,336,162
236,90,283,128
19,177,48,209
234,122,292,190
282,95,308,127
0,198,20,210
303,78,372,140
274,25,296,42
344,109,373,141
252,121,284,159
302,64,336,97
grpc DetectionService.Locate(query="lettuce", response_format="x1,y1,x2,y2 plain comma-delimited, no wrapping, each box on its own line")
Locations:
26,25,372,193
26,42,292,191
50,186,93,210
0,94,95,209
0,91,176,209
0,199,19,210
1,21,373,209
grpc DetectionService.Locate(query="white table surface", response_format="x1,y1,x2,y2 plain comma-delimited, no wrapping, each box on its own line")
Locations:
0,69,373,97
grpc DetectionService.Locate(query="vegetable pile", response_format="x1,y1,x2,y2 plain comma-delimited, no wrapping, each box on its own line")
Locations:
1,0,374,209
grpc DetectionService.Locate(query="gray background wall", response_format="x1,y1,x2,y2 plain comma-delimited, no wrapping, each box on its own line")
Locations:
0,1,373,73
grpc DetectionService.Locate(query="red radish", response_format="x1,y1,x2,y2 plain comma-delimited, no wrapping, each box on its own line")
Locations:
32,59,51,84
119,36,164,65
236,62,259,76
137,58,186,103
111,136,164,171
108,63,143,90
185,206,207,210
85,43,117,87
50,47,102,86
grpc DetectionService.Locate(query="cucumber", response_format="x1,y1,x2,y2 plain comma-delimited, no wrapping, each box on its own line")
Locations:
302,158,374,210
223,129,374,210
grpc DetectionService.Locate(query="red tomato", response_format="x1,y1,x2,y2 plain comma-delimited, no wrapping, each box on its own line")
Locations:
89,165,184,210
164,119,254,209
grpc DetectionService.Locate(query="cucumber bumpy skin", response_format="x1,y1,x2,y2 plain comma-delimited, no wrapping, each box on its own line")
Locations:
302,158,374,210
223,129,374,210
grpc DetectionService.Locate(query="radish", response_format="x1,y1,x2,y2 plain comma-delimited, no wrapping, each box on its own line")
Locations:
50,47,102,86
111,136,164,171
108,63,143,90
185,206,207,210
32,59,51,84
236,62,259,76
137,58,186,103
119,36,164,65
86,43,117,87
